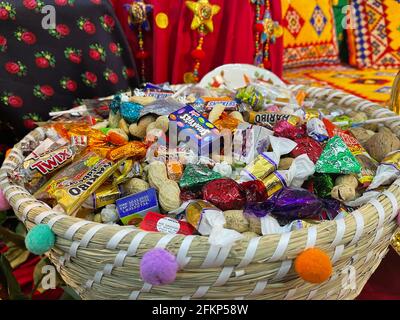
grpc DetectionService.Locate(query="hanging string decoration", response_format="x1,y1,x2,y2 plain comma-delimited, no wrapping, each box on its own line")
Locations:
184,0,221,84
125,0,153,83
251,0,283,69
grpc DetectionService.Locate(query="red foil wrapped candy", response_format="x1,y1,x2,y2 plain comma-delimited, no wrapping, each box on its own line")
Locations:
240,180,268,203
202,178,246,211
274,120,306,140
291,137,323,163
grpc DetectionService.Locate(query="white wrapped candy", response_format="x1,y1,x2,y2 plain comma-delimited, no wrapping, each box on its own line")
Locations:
213,161,232,177
279,154,315,188
345,191,380,207
260,215,291,235
198,209,243,247
101,204,119,223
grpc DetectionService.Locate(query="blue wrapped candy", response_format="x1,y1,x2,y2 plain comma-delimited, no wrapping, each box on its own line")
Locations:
109,94,122,114
120,102,143,124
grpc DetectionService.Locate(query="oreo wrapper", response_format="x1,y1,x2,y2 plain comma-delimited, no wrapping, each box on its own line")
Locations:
140,212,196,235
35,152,120,215
12,144,76,193
202,178,246,211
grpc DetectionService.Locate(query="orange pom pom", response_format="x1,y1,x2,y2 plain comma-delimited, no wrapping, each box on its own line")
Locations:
294,248,333,284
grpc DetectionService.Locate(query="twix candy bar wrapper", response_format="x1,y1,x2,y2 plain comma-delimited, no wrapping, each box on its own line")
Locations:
25,137,68,161
11,142,77,193
244,111,301,129
34,152,120,215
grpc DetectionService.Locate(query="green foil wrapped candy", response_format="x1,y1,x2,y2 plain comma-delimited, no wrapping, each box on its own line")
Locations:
179,164,222,190
313,173,334,198
315,136,361,174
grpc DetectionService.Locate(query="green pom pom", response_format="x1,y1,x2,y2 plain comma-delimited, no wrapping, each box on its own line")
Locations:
25,224,55,255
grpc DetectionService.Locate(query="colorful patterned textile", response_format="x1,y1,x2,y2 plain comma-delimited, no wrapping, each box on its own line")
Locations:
347,0,400,69
0,0,138,160
284,65,397,104
282,0,340,69
333,0,349,63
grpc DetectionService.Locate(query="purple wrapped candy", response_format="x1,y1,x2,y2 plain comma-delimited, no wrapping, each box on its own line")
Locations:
244,201,275,218
244,187,323,220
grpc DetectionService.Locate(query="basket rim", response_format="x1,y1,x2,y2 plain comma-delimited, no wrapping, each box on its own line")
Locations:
0,84,399,268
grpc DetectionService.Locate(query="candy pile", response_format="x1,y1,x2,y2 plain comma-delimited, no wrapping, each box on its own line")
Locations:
10,81,400,247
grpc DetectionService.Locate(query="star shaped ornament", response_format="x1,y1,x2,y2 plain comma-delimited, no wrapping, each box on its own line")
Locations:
125,0,153,31
261,11,283,44
186,0,221,33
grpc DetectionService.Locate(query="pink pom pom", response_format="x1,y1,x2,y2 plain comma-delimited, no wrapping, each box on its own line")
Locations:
140,248,179,285
0,189,11,211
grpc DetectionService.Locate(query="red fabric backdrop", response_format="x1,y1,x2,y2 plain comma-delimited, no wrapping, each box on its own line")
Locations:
111,0,283,84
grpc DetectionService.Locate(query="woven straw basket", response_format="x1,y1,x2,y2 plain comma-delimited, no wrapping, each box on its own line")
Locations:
1,85,400,300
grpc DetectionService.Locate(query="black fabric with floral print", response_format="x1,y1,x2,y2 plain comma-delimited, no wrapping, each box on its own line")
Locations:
0,0,138,160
